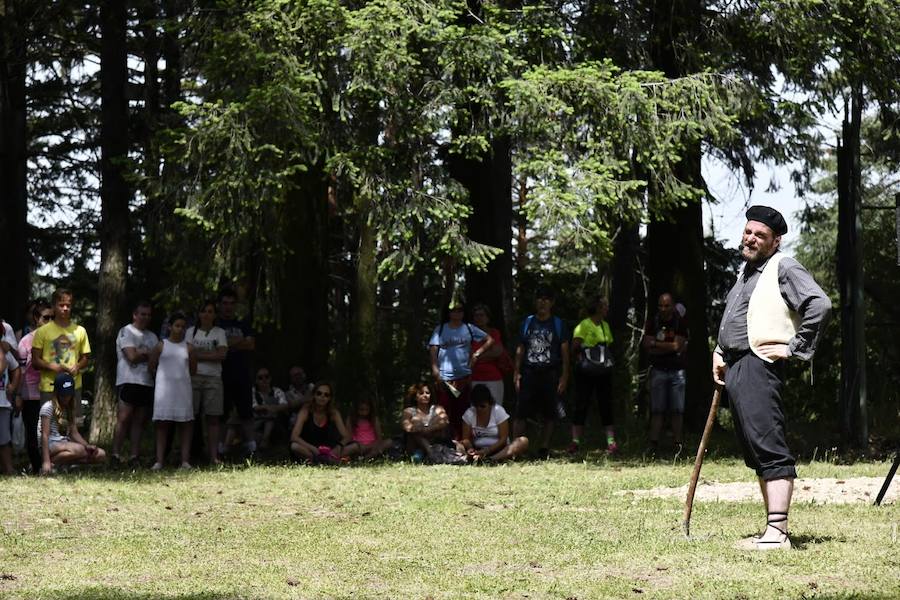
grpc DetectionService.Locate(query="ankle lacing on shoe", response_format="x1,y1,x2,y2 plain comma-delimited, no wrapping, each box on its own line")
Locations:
765,511,788,535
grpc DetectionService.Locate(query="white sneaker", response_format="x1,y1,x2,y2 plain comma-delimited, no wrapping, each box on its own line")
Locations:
179,462,192,470
150,462,164,471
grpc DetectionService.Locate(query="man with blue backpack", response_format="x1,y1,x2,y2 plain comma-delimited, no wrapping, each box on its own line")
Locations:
513,286,571,458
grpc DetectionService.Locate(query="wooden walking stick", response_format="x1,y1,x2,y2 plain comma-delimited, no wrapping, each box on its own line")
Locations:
683,386,722,538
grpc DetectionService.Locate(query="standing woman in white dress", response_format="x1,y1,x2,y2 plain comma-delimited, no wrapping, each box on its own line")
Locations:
149,312,197,470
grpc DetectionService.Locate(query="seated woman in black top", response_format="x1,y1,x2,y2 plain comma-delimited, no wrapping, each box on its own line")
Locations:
289,381,352,464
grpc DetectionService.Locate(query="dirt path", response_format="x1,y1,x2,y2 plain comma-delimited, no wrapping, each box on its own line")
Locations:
620,477,898,505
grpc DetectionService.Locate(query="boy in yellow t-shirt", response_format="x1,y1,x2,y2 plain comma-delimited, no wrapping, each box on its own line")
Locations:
32,289,91,408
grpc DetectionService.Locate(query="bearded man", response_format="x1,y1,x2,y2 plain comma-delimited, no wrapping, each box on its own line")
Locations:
712,205,831,550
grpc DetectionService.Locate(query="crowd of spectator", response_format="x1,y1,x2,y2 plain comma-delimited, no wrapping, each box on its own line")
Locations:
0,285,690,474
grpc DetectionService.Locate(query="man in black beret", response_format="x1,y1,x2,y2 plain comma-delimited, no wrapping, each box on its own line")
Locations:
745,205,788,236
712,205,831,550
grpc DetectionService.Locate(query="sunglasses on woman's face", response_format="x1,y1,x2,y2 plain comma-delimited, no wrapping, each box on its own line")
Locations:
39,314,52,322
257,374,270,380
314,390,331,397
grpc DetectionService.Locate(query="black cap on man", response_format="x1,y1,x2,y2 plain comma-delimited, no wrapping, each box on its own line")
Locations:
745,205,787,236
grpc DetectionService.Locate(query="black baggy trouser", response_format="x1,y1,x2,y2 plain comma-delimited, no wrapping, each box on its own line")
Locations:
724,352,797,480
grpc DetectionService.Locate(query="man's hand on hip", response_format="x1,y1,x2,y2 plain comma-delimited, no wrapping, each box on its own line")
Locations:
756,343,790,361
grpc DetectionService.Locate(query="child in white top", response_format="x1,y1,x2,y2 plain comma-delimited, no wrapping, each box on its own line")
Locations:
39,372,107,474
149,312,197,470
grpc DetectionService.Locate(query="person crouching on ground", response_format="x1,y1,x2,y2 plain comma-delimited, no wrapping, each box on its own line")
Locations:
290,382,352,464
459,384,528,463
39,373,107,474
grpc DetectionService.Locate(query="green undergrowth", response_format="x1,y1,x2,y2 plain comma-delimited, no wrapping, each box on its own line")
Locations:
0,459,897,599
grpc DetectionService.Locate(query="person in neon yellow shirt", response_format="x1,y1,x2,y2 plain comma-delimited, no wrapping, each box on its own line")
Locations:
31,289,91,412
567,295,617,455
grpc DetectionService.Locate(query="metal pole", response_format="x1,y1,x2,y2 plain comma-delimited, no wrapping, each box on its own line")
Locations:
875,450,900,506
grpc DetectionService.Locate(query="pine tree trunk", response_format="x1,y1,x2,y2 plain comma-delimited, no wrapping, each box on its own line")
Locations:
450,136,515,340
131,0,161,301
352,203,378,397
258,166,331,382
401,264,427,385
140,0,182,301
139,0,160,179
0,3,30,325
91,0,130,443
376,277,397,407
647,198,712,429
837,85,867,450
609,220,641,429
646,0,712,430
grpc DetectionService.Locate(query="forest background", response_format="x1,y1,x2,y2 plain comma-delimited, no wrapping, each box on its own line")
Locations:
1,0,898,451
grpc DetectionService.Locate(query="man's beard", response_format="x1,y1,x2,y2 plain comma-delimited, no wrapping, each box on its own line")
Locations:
740,244,772,266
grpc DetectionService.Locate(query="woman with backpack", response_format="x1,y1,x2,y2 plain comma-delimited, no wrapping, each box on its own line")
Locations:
567,295,617,456
428,297,493,440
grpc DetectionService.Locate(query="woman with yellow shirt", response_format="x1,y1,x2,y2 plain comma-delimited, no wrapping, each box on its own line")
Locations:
567,295,617,455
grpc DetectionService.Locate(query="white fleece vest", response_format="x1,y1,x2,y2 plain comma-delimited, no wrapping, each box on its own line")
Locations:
745,253,800,363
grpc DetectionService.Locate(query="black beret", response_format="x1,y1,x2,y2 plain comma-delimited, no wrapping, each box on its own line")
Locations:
745,205,787,235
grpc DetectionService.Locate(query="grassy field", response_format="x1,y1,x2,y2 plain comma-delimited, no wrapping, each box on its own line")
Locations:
0,456,898,599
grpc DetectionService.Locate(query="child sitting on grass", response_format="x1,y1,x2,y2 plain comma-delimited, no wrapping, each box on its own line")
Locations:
344,398,393,460
39,373,107,474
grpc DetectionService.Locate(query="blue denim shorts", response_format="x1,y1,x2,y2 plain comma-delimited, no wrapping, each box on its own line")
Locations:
649,368,686,414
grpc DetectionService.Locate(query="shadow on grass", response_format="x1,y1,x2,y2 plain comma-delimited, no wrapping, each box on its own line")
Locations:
790,533,843,550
